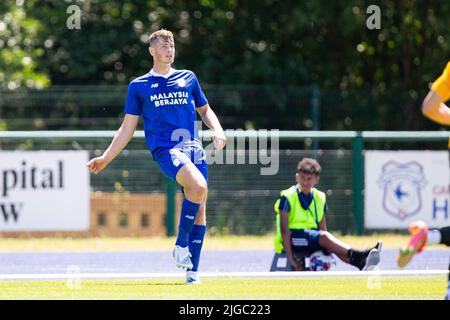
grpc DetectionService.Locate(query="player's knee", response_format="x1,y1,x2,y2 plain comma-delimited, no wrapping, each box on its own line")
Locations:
188,179,208,201
194,179,208,195
320,231,331,241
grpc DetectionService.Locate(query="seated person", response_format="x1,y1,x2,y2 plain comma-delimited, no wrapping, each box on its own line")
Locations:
274,157,382,271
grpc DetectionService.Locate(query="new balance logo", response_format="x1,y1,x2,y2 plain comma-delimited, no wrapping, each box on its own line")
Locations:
185,215,195,220
192,239,202,244
151,83,159,88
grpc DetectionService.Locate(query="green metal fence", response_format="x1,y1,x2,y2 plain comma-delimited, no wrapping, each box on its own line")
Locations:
1,130,449,236
0,85,316,131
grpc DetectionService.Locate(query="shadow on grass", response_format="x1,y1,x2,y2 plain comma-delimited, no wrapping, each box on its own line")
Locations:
90,282,186,286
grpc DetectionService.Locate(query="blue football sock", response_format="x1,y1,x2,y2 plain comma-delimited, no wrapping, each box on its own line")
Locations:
188,224,206,272
175,198,200,248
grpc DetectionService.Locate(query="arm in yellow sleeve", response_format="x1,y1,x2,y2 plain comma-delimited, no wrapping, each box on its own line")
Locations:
431,61,450,102
422,61,450,125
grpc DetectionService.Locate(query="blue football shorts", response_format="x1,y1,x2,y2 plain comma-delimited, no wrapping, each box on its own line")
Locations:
290,229,324,254
152,144,208,184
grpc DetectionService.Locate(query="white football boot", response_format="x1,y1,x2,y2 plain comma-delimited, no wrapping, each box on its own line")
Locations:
172,245,193,269
186,271,201,285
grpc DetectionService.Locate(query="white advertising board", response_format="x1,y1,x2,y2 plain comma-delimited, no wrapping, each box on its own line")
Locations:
0,151,89,231
364,151,449,229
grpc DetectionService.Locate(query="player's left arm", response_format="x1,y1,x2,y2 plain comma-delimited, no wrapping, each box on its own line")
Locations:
319,214,327,231
319,203,328,231
197,104,227,150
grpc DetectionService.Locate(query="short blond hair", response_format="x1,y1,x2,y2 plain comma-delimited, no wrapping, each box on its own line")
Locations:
148,29,174,47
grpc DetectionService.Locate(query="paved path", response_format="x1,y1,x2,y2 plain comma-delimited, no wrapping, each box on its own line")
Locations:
0,249,448,275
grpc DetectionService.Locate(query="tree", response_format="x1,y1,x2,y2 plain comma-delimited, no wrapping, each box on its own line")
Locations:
3,0,450,131
0,0,49,90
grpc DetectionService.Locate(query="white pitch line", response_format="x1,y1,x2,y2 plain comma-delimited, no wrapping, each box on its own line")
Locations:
0,270,447,281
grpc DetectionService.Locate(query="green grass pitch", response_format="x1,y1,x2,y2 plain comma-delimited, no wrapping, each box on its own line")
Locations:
0,275,446,300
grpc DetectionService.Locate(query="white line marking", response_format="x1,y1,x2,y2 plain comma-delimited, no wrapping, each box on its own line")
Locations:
0,270,447,281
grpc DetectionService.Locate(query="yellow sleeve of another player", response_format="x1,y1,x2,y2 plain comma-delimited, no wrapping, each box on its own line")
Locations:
431,61,450,102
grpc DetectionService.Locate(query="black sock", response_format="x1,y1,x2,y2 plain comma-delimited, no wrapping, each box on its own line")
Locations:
347,249,366,270
440,226,450,246
347,248,366,259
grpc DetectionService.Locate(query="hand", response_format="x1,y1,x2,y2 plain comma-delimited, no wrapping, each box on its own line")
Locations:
87,155,109,174
290,259,302,271
212,130,227,150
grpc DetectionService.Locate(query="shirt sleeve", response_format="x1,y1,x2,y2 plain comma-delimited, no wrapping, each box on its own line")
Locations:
278,196,290,213
431,61,450,102
124,82,142,115
191,73,208,108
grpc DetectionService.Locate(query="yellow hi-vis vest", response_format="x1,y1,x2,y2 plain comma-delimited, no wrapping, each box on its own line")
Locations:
273,185,326,253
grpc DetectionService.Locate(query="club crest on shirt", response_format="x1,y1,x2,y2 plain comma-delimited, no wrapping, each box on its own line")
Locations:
377,161,427,220
176,78,186,87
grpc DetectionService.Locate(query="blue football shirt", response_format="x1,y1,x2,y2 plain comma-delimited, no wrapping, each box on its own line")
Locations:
124,68,208,153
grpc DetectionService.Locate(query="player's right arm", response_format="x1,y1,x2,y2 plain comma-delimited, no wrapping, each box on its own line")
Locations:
87,114,139,174
279,209,300,271
88,80,142,174
422,61,450,125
